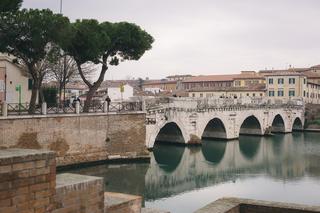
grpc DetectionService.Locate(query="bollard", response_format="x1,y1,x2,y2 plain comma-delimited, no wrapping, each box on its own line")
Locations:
41,102,47,115
2,102,7,117
103,101,108,113
75,101,80,114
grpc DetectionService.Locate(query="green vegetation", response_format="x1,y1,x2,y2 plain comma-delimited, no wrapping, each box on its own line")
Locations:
64,20,154,112
0,0,22,12
0,1,153,114
43,87,58,106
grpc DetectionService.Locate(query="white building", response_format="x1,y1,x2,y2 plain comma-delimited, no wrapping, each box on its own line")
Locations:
107,84,134,101
0,55,33,103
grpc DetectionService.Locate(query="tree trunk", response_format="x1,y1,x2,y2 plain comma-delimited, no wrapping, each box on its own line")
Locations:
83,87,96,112
28,80,38,114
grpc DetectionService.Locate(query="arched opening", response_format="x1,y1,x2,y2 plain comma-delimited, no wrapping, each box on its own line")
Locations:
239,115,262,135
202,139,227,164
272,114,285,133
292,117,303,131
202,118,227,139
155,122,185,145
153,143,185,172
239,136,261,160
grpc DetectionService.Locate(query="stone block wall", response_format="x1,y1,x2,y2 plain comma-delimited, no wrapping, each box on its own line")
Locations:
0,112,148,166
53,173,104,213
0,149,56,213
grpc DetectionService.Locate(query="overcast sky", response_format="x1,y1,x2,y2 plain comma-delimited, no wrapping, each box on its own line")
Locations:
22,0,320,80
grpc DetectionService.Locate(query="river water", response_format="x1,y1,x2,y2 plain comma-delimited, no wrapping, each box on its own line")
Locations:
62,132,320,213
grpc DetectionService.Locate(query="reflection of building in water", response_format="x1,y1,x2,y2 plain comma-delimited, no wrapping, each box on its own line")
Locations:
145,134,318,200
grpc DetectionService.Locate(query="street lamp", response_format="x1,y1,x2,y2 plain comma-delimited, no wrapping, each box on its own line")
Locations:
59,0,63,14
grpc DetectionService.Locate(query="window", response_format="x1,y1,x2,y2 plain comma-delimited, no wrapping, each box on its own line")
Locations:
260,93,263,97
246,93,249,96
289,78,295,84
253,93,255,97
268,78,273,84
304,91,306,97
278,78,284,84
200,93,203,97
304,78,306,84
289,90,295,97
28,79,33,90
269,91,275,97
278,90,284,97
192,93,195,97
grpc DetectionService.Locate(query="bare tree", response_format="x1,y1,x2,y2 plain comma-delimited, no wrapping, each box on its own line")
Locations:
45,54,96,105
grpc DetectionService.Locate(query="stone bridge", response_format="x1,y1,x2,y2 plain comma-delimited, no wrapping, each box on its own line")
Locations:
145,97,305,148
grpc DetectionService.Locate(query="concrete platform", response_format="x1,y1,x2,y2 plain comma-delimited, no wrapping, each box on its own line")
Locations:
104,192,142,213
194,197,320,213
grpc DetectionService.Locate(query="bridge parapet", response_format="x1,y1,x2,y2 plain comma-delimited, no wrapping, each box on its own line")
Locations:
145,97,304,113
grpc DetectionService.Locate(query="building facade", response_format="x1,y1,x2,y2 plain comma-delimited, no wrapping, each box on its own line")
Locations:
0,56,33,103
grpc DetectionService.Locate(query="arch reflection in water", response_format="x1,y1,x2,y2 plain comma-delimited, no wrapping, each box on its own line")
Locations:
272,114,285,133
239,116,262,135
153,142,185,172
202,139,227,164
238,136,262,160
155,122,185,144
202,118,227,139
269,134,285,155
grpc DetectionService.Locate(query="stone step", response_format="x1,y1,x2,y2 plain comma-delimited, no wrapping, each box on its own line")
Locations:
104,192,142,213
142,207,170,213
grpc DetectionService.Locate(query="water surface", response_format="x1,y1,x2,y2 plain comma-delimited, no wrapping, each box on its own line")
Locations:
62,132,320,213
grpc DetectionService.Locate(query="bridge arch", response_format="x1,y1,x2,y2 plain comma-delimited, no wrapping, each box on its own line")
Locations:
201,118,227,139
292,117,303,131
239,115,263,136
147,119,189,148
271,114,286,133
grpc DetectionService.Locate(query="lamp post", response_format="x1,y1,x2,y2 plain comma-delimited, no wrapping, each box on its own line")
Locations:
59,0,63,14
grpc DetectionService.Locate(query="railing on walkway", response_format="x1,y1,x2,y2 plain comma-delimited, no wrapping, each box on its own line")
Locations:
0,101,143,116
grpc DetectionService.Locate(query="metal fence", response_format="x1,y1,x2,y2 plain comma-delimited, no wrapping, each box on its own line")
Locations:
1,101,143,116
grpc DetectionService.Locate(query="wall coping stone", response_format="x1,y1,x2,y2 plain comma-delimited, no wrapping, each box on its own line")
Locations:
0,148,55,164
56,173,103,190
0,111,145,120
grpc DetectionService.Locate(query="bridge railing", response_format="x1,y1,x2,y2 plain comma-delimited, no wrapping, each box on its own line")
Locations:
145,97,304,113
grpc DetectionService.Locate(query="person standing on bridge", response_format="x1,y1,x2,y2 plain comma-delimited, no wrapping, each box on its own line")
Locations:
105,95,111,112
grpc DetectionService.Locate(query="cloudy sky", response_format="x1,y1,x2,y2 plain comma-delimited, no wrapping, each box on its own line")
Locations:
23,0,320,80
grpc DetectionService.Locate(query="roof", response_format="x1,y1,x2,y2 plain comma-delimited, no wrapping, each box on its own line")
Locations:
143,80,177,85
263,71,304,77
183,75,236,83
166,74,193,78
303,70,320,79
182,73,264,83
100,80,138,88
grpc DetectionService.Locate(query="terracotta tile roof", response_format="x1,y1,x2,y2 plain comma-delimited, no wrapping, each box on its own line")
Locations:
143,80,177,85
182,73,263,83
303,71,320,78
183,75,236,83
263,71,304,77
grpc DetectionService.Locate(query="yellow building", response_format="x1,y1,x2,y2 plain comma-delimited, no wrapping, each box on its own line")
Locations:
265,72,307,99
233,71,265,87
142,80,177,93
188,84,266,98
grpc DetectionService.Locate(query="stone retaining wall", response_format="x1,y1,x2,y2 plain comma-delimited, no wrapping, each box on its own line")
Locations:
0,112,148,166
